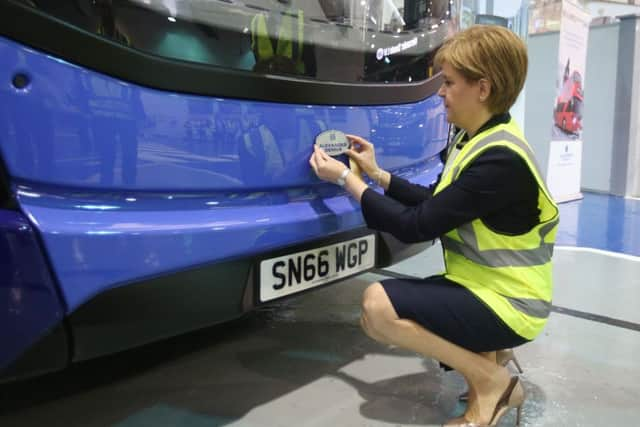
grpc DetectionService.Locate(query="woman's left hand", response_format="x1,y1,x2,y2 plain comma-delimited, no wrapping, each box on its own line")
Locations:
309,145,348,184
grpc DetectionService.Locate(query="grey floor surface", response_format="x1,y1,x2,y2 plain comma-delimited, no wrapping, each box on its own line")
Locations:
0,242,639,427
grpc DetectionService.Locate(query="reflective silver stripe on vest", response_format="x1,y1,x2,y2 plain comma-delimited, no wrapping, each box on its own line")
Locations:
441,235,554,267
450,130,544,182
505,296,551,319
442,218,559,268
442,223,555,319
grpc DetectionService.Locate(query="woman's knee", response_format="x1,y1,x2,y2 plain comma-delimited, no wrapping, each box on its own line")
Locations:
361,282,384,313
361,282,397,330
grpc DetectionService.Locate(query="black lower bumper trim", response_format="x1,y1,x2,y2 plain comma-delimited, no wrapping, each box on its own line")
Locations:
6,228,432,376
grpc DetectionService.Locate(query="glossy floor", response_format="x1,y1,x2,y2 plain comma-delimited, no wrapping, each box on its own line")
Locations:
0,192,638,426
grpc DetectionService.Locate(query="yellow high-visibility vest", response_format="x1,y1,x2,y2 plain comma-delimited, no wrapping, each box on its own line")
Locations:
250,9,305,74
97,23,131,47
434,119,559,340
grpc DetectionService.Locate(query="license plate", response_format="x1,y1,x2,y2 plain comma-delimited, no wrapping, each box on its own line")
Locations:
259,234,376,302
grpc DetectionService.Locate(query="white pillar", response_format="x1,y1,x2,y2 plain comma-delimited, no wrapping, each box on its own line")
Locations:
611,14,640,198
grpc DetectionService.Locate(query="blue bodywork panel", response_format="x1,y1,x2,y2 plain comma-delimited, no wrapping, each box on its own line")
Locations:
0,210,64,369
0,36,448,367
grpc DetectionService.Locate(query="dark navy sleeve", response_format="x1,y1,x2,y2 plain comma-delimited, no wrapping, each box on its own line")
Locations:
361,147,538,243
384,175,435,206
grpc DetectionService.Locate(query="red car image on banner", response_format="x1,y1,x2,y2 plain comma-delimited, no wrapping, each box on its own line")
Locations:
554,70,583,135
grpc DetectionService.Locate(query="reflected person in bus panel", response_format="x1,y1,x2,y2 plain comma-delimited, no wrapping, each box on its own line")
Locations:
309,25,559,427
249,0,316,76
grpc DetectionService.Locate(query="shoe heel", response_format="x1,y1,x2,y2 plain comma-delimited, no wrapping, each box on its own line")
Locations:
509,355,524,374
488,376,525,427
498,349,524,374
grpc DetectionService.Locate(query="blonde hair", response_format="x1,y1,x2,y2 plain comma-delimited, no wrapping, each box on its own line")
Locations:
434,25,528,114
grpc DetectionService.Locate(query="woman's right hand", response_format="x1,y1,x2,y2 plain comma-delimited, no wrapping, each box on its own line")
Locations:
345,134,380,178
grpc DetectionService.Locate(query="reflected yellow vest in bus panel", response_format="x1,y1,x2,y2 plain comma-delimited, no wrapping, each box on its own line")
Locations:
434,120,559,340
250,10,305,74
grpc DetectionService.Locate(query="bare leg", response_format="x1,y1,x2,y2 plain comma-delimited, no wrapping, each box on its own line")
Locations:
460,350,524,402
480,351,497,363
360,283,513,424
462,351,498,403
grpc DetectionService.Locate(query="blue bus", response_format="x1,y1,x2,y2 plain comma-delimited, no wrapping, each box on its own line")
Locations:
0,0,451,381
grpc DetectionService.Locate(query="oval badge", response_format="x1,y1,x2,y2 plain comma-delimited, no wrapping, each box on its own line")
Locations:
315,130,349,156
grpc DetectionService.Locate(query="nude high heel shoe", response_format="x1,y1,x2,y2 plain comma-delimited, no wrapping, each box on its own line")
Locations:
487,376,525,426
459,349,523,401
443,376,525,427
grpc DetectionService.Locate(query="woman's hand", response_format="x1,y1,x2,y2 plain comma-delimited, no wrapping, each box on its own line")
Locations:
345,134,380,178
309,145,348,183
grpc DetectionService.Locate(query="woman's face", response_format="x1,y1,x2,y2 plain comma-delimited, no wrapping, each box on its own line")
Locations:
437,62,488,131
